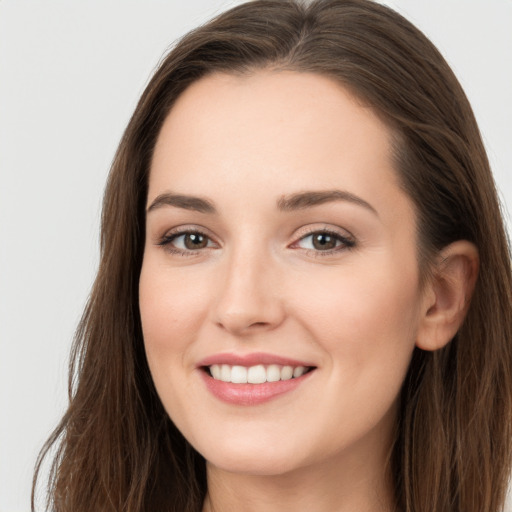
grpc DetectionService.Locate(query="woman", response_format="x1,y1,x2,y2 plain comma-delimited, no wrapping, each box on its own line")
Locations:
33,0,512,511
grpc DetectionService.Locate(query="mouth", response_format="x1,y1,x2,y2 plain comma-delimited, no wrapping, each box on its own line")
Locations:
197,354,317,405
202,364,315,384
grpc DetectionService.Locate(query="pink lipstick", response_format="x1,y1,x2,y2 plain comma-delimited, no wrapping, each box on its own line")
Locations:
197,352,316,406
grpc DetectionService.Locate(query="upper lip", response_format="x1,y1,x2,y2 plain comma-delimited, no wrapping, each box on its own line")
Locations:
197,352,316,368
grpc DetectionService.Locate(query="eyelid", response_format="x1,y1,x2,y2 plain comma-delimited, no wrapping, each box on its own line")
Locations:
156,225,220,255
158,224,217,241
154,224,356,257
292,224,355,241
289,225,356,254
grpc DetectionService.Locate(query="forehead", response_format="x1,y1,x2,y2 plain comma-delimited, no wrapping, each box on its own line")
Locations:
150,70,399,194
147,70,419,270
148,70,414,233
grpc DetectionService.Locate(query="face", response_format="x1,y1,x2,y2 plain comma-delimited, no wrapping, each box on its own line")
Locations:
139,71,428,477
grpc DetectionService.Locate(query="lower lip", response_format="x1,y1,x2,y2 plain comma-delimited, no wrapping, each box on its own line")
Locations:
200,370,314,406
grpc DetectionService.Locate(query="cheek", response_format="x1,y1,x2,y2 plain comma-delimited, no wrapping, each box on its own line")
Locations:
288,258,420,444
139,259,210,366
138,259,217,436
292,255,421,372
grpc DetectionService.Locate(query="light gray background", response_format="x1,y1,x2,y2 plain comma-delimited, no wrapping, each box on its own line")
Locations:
1,1,511,511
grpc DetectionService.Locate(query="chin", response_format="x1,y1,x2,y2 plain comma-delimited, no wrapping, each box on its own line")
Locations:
194,433,310,477
206,452,305,477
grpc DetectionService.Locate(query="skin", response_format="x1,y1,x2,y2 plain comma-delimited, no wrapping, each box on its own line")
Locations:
139,70,477,512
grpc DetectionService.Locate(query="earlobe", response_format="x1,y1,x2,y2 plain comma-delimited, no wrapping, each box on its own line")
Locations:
416,240,479,352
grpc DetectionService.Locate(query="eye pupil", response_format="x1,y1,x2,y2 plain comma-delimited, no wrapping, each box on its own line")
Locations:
312,233,336,250
184,233,208,249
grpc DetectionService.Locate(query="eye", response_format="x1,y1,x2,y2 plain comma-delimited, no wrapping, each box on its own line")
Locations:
157,229,216,255
294,229,355,253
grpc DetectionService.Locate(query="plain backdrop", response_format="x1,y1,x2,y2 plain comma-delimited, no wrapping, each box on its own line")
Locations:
1,1,511,511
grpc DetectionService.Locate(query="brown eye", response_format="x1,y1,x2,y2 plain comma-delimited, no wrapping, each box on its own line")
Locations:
311,233,338,250
183,232,208,249
295,230,355,253
158,230,214,253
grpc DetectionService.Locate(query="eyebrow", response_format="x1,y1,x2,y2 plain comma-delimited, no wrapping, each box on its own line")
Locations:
146,189,377,216
277,190,378,216
147,193,217,214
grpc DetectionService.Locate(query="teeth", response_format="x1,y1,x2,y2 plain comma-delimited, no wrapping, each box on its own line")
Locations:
293,366,306,378
281,366,293,380
267,364,281,382
231,365,247,383
210,364,222,380
247,364,266,384
220,364,231,382
208,364,309,383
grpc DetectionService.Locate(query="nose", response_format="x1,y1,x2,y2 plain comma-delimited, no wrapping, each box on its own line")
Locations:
213,247,285,336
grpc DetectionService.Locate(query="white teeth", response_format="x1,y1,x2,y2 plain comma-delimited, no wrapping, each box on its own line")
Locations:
220,364,231,382
208,364,309,383
266,364,281,382
210,364,221,380
231,365,247,383
247,364,266,384
293,366,306,378
281,366,293,380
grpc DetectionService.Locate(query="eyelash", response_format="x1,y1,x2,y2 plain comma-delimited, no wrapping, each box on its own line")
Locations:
157,229,216,257
292,228,356,257
157,227,356,257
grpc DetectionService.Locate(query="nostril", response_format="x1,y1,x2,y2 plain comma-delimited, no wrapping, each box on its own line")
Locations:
250,321,269,328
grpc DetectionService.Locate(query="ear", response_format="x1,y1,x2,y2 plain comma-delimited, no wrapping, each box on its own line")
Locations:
416,240,479,351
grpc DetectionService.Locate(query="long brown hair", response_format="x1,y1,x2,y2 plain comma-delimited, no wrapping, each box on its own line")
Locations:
33,1,512,510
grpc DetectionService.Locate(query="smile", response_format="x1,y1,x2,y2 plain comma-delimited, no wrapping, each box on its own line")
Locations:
207,364,311,384
197,354,317,406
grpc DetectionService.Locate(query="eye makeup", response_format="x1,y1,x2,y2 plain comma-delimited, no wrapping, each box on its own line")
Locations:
155,224,356,258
